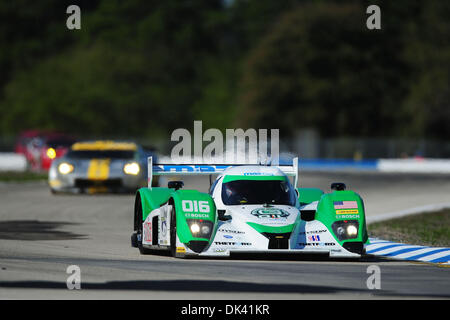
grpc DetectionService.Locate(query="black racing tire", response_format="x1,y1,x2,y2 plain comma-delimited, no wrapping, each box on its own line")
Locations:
170,204,177,257
135,194,153,255
131,232,138,248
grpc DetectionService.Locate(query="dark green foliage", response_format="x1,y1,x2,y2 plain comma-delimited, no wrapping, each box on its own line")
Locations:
0,0,449,140
238,1,450,139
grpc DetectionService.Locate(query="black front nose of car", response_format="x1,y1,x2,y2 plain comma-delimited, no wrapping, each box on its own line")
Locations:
262,232,291,249
343,242,364,254
186,240,209,253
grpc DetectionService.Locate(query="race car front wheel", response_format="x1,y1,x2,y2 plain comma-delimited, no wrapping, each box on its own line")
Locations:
135,193,152,254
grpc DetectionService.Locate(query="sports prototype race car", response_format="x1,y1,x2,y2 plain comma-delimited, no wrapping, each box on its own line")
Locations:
131,157,369,258
49,141,157,194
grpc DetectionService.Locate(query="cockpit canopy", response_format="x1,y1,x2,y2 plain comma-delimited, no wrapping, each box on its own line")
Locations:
221,176,297,206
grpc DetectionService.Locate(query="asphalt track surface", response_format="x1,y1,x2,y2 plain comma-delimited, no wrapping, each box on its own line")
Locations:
0,172,449,299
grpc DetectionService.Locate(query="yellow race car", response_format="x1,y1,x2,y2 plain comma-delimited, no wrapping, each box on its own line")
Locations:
48,140,157,194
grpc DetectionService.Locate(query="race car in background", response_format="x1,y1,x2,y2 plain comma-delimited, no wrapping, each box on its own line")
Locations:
15,130,76,171
49,140,157,194
131,157,368,259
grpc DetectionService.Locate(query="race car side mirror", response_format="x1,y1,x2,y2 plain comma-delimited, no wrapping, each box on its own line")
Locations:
168,181,184,190
218,209,232,221
331,182,346,191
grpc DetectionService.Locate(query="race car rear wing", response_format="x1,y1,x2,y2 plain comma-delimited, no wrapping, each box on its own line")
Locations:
147,157,298,188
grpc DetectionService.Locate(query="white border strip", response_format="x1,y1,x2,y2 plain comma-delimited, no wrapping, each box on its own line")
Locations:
366,238,450,264
0,153,27,172
378,159,450,173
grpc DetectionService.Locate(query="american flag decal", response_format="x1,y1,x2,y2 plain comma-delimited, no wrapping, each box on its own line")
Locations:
334,201,358,210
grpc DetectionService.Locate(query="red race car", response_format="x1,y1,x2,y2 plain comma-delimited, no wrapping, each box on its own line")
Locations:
15,130,76,171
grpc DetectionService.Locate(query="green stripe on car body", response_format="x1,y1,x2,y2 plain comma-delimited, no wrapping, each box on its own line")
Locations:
247,222,296,234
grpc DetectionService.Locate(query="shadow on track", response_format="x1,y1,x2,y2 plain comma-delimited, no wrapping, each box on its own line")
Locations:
0,220,86,240
0,278,370,295
0,279,448,298
139,249,390,263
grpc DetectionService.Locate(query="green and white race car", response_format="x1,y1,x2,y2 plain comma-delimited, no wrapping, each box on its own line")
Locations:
131,158,368,258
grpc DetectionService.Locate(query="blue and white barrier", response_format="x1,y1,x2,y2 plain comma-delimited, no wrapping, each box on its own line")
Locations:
295,158,450,173
366,238,450,264
159,156,450,173
297,159,378,171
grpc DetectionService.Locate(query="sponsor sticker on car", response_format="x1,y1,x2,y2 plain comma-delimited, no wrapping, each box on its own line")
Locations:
336,209,359,214
251,208,290,219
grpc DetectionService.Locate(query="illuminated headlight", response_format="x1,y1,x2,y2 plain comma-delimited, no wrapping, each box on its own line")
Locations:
347,225,358,237
190,223,200,233
187,219,213,238
123,162,140,175
46,148,56,159
332,220,359,240
58,162,74,175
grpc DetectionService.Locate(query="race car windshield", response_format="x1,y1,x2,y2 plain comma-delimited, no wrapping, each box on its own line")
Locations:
221,179,297,206
66,150,135,159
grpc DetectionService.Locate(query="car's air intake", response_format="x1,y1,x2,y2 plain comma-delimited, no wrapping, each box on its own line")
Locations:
262,232,291,249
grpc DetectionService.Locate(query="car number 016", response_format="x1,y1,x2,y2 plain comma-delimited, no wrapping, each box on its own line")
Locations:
182,200,210,213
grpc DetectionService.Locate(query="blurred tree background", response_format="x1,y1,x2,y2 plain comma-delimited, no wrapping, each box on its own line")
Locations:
0,0,449,143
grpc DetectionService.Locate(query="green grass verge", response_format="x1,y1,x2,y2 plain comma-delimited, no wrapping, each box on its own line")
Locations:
0,171,47,182
368,209,450,247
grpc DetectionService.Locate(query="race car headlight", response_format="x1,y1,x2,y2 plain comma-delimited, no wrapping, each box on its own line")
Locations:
347,225,358,237
187,219,213,238
46,148,56,159
201,225,211,235
190,223,200,234
332,220,359,240
58,162,74,175
336,226,346,236
123,162,140,175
